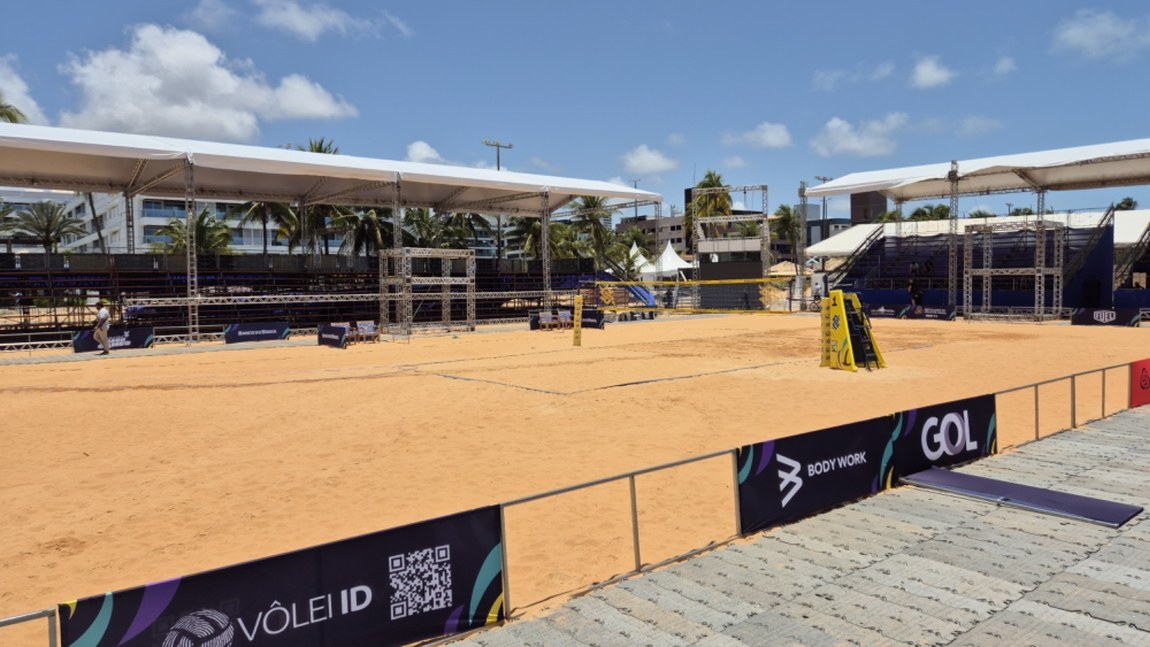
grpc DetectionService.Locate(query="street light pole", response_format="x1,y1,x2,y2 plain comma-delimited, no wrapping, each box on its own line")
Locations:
814,176,833,243
483,140,513,261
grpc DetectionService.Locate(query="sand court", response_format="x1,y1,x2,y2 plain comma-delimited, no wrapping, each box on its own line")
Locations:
2,314,1149,643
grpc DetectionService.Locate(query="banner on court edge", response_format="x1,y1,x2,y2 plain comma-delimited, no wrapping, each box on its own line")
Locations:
72,328,154,353
59,506,504,647
1071,308,1141,327
1129,359,1150,408
318,323,349,348
737,416,900,535
225,321,290,344
893,394,997,479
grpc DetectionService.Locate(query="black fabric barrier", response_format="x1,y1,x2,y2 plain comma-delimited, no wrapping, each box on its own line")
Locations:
72,328,154,353
737,416,900,534
225,321,291,344
59,506,504,647
893,394,997,479
528,309,605,330
317,323,349,349
1070,308,1141,326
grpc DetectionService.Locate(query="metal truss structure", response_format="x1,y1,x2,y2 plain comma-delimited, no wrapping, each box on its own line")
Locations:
379,247,476,336
964,220,1065,321
689,185,772,306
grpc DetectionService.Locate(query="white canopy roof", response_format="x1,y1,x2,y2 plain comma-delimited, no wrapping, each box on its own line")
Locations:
0,123,661,216
807,138,1150,202
640,242,692,277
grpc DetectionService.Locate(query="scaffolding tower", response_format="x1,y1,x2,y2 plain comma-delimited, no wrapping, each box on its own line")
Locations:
689,184,772,306
379,247,476,336
963,220,1065,321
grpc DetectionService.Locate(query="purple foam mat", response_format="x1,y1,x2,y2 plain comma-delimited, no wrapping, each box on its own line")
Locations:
902,466,1144,528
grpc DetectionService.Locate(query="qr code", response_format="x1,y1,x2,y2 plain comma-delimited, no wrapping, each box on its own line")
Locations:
389,545,453,620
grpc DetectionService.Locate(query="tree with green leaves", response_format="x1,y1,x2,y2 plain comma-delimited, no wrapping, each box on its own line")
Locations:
875,210,903,223
771,204,802,244
908,204,950,221
617,226,654,258
968,209,995,219
0,90,27,123
441,212,492,249
292,138,347,254
3,202,86,255
569,195,617,272
150,207,232,254
1116,197,1138,211
404,208,446,248
1009,207,1035,217
687,170,730,244
334,208,393,258
83,193,108,254
231,201,295,257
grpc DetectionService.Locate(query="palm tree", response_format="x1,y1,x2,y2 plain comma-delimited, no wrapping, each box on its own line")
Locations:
507,217,589,260
292,138,344,254
508,216,541,259
548,221,588,259
442,212,493,249
909,204,950,221
618,226,654,258
875,210,903,223
4,202,87,255
1117,197,1138,211
150,208,232,254
231,201,295,257
0,90,27,123
83,193,108,254
968,209,995,219
404,208,446,248
687,170,731,245
569,196,618,272
733,221,761,238
334,208,393,258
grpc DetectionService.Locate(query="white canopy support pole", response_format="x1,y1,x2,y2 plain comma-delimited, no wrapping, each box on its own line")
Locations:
542,189,552,310
183,159,199,344
948,161,959,311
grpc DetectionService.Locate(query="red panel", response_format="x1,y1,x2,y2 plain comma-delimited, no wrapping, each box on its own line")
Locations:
1130,359,1150,408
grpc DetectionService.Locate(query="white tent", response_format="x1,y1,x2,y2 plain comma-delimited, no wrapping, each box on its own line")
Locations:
640,242,692,278
627,241,651,268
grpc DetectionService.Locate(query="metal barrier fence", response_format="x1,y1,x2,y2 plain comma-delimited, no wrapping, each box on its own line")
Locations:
1,359,1142,643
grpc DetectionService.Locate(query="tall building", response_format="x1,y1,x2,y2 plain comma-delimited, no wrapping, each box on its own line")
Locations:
615,212,689,255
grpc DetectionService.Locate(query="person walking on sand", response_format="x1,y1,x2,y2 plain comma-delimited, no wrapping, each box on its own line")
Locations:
93,300,111,355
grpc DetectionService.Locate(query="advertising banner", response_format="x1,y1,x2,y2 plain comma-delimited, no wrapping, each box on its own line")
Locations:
736,416,900,534
863,304,903,318
1129,359,1150,408
317,324,348,349
59,506,504,647
905,305,956,321
893,394,997,478
225,322,291,344
72,328,154,353
1070,308,1141,327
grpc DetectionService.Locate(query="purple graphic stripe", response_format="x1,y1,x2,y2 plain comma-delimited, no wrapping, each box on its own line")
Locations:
755,441,775,476
118,578,180,645
444,605,464,634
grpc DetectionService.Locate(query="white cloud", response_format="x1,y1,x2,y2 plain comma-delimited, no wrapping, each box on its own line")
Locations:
993,56,1017,76
666,132,686,146
0,56,48,124
185,0,239,32
810,113,908,157
723,156,747,169
911,56,955,89
382,11,413,38
813,62,894,91
1052,9,1150,61
57,24,356,142
958,115,1003,137
721,122,791,149
253,0,378,42
406,140,445,164
621,144,677,174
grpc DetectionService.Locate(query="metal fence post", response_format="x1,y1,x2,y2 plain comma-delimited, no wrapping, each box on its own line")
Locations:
1102,369,1107,418
498,504,512,621
731,450,742,536
628,475,641,572
1034,384,1040,440
48,610,56,647
1071,374,1077,428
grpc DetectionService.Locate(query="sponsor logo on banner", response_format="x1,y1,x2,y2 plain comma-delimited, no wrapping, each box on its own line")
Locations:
224,321,290,344
72,328,155,353
1129,359,1150,408
1071,308,1140,326
737,416,898,534
895,394,996,478
317,323,348,349
1095,310,1117,324
59,507,504,647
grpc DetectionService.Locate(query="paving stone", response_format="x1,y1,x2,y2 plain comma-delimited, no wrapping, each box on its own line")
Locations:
773,601,910,646
875,553,1026,607
465,616,591,647
1026,573,1150,631
590,587,718,644
1066,560,1150,594
723,609,839,646
644,570,763,623
903,534,1057,588
794,515,920,554
742,533,869,573
766,530,885,568
951,599,1150,647
616,577,746,632
788,582,963,644
835,568,988,627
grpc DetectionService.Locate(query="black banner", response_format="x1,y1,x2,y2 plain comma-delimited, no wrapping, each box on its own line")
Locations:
863,304,904,318
225,321,291,344
72,328,155,353
736,416,900,534
59,506,504,647
893,394,997,478
317,324,348,349
905,305,956,320
1071,308,1141,327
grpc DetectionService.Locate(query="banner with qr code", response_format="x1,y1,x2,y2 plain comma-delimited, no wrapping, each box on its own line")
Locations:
58,506,504,647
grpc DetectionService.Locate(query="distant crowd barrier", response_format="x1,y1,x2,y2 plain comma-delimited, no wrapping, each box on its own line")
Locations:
1071,307,1141,326
223,321,290,344
317,323,349,349
4,359,1149,646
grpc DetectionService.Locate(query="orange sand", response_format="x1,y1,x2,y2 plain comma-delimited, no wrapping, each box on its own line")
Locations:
1,314,1147,641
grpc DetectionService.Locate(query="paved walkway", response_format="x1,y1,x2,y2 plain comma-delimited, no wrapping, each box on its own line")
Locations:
456,408,1150,646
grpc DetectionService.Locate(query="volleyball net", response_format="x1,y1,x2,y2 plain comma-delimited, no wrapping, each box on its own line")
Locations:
591,277,794,314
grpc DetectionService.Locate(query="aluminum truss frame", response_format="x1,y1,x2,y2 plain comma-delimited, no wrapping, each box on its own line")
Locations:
689,184,771,307
963,220,1066,321
379,247,476,336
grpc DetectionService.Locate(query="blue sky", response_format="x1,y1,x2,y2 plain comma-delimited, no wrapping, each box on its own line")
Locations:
2,1,1149,218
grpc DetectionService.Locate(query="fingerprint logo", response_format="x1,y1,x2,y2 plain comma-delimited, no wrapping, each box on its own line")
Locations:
162,609,235,647
1142,368,1150,391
